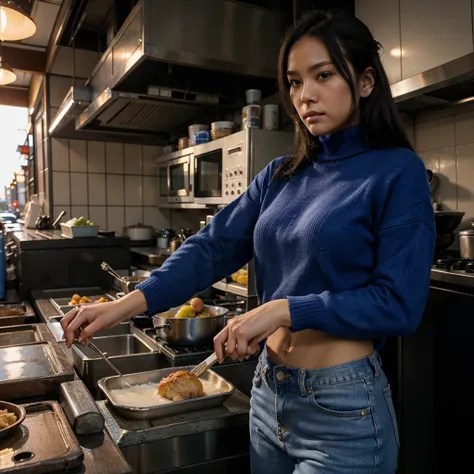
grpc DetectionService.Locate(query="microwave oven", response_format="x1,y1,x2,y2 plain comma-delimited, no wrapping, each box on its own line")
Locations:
167,152,194,203
193,129,293,205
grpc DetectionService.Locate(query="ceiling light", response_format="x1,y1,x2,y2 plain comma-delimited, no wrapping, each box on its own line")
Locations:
0,55,16,85
0,1,36,42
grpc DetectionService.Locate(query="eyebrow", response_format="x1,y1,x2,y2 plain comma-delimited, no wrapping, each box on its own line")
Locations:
287,60,333,75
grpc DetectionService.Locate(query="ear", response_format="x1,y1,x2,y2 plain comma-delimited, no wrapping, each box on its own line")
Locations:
359,67,375,99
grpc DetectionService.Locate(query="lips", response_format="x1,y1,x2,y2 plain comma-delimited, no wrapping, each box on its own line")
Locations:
302,111,324,120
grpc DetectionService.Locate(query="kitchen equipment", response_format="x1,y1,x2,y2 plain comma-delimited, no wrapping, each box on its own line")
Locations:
0,401,84,473
0,302,36,327
87,341,133,389
70,333,161,390
157,229,174,249
0,341,75,401
459,228,474,260
191,351,219,378
59,380,104,435
434,211,465,234
35,215,52,230
169,235,184,254
97,365,236,420
101,261,148,293
0,325,42,347
192,128,293,205
168,153,194,204
153,305,229,346
0,401,26,441
123,223,155,241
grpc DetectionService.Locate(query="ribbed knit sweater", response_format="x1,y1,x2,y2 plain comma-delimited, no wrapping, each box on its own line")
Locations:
137,126,436,349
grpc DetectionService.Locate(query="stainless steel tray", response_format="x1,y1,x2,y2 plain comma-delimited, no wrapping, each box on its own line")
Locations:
0,401,83,473
0,302,36,327
98,366,237,420
41,286,114,313
0,325,39,347
0,341,75,401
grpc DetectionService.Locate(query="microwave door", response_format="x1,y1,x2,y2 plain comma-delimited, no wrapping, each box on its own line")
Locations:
194,149,223,204
168,157,192,203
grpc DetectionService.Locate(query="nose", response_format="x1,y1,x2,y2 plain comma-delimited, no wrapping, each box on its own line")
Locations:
300,80,318,104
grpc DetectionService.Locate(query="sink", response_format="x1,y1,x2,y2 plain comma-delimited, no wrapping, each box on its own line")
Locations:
0,325,39,347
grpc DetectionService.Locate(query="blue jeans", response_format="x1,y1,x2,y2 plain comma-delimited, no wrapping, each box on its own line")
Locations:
250,348,399,473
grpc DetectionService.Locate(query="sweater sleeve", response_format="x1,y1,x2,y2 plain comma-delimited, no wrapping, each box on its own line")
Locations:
136,160,276,315
288,158,436,339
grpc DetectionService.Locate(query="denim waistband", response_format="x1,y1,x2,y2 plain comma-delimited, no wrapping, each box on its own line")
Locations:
258,346,382,388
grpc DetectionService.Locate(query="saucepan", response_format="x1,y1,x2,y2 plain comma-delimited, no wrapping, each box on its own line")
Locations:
152,305,229,346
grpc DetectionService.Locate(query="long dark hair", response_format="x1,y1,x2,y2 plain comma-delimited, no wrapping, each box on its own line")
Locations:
276,10,413,178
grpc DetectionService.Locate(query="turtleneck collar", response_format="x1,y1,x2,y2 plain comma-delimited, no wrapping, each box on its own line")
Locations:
316,125,370,162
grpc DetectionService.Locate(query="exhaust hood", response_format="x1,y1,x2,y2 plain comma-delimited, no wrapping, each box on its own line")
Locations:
392,51,474,114
50,0,286,144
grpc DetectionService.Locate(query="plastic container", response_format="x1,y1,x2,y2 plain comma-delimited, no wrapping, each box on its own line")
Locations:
211,121,234,140
263,104,279,130
61,223,99,238
188,124,210,145
242,89,262,129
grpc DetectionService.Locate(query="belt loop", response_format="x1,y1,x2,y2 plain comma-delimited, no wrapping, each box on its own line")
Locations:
368,351,380,377
298,369,307,396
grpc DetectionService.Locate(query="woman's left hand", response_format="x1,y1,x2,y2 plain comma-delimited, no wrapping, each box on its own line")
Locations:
213,299,291,363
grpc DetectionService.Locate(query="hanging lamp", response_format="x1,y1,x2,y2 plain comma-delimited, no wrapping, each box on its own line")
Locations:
0,55,16,85
0,1,36,42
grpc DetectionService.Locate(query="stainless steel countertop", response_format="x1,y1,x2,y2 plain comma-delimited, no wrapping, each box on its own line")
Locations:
431,268,474,290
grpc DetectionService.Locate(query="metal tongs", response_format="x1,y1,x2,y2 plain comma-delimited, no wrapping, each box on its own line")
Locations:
191,352,219,378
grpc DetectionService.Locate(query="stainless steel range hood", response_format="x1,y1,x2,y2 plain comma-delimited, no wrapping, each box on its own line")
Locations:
392,52,474,114
50,0,286,144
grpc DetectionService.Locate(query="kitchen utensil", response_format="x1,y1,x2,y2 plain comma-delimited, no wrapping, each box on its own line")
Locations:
97,366,236,420
191,352,219,378
427,169,439,194
0,400,26,441
459,229,474,259
52,210,66,229
152,305,229,346
434,211,465,234
87,340,132,389
124,223,155,241
169,235,183,254
157,228,174,249
101,262,147,293
101,261,123,282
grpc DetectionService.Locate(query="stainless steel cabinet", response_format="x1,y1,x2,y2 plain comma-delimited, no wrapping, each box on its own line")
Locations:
355,0,402,84
356,0,474,83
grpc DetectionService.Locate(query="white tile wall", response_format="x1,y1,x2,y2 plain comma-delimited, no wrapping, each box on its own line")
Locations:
107,207,125,234
106,175,124,206
88,174,106,205
125,175,142,206
87,141,106,173
70,140,87,172
70,173,88,205
106,143,124,173
414,101,474,228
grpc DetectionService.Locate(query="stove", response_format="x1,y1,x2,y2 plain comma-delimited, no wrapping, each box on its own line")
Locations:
434,257,474,272
431,253,474,291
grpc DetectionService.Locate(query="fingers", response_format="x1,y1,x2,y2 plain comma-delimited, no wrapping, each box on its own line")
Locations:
214,326,228,363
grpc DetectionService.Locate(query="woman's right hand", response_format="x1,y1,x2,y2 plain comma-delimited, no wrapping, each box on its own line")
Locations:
60,290,148,348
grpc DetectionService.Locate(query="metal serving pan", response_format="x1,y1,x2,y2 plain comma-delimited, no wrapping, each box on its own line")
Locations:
98,366,236,420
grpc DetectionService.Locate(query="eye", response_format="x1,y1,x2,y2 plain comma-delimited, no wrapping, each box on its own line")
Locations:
317,71,332,80
288,79,301,87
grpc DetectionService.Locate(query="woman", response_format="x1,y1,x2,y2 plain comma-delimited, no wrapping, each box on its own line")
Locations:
62,10,435,473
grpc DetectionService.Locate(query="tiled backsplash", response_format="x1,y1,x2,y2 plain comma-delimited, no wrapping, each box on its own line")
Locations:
414,101,474,230
50,138,171,233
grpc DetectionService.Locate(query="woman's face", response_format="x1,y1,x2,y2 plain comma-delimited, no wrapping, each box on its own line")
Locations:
287,36,373,136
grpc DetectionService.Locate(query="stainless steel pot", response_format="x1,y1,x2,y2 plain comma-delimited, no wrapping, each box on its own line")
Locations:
459,228,474,259
152,305,229,346
124,223,155,241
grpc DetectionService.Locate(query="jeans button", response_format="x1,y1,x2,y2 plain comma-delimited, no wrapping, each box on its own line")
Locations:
276,371,285,381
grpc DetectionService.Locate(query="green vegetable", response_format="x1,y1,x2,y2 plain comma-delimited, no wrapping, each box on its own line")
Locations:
73,216,95,227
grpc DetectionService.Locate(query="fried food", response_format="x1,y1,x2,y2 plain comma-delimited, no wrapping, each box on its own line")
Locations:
68,295,108,305
190,297,204,313
158,370,205,402
175,305,196,318
0,409,17,430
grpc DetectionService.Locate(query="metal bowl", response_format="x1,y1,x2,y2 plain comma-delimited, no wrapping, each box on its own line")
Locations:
0,400,26,441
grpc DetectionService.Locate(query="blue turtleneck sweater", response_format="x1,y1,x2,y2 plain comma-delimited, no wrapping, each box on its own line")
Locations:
137,126,435,349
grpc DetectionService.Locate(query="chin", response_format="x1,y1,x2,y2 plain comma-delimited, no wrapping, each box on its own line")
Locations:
306,123,337,137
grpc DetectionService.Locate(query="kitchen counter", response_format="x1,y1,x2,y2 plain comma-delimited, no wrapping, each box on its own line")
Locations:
431,267,474,289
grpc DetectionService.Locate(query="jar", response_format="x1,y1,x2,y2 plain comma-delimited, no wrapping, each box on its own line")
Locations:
188,124,210,145
211,121,234,140
242,89,262,129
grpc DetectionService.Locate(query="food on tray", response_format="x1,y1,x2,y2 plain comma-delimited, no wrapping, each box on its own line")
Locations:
158,370,206,402
66,216,95,227
0,409,17,430
68,294,108,305
174,298,214,318
0,306,25,317
109,379,221,407
231,268,248,285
